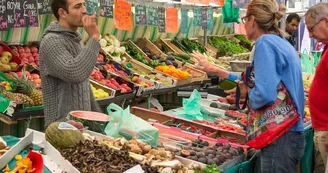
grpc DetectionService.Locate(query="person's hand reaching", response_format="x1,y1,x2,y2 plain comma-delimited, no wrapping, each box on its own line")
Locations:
191,51,217,73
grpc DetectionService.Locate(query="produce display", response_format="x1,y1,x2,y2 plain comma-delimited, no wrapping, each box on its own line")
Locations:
0,51,19,71
147,74,173,87
172,139,244,166
99,35,126,63
97,53,105,63
69,110,111,133
233,35,253,51
102,137,152,155
209,37,249,57
102,63,129,77
155,65,190,80
90,84,110,99
125,43,165,68
2,154,36,173
60,140,158,173
11,46,39,66
131,76,154,88
90,71,132,93
171,38,207,54
164,120,214,136
9,71,41,88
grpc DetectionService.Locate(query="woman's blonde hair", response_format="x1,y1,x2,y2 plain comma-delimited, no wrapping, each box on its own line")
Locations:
247,0,287,36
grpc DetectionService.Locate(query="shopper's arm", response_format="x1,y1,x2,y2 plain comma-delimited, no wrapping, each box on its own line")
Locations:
40,37,100,83
248,38,282,109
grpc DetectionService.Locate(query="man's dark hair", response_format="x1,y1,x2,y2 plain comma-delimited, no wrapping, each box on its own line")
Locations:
51,0,69,20
286,13,301,23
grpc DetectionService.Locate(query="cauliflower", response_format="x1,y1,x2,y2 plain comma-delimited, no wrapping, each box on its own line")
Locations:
114,39,120,47
99,39,107,47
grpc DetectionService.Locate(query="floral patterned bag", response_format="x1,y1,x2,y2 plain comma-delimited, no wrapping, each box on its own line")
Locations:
237,66,300,149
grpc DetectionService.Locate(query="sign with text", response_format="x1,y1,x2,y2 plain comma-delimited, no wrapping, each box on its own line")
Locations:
0,0,7,30
158,7,165,33
193,8,202,26
201,7,207,29
207,7,213,30
23,0,39,27
180,8,188,34
7,0,25,28
85,0,98,15
147,7,158,26
37,0,51,14
185,0,209,5
165,8,178,33
100,0,114,18
210,0,224,6
135,5,147,25
114,0,132,31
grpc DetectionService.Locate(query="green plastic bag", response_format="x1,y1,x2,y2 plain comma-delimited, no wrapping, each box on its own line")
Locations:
301,49,315,74
176,89,204,121
312,51,322,68
222,0,241,24
105,103,159,146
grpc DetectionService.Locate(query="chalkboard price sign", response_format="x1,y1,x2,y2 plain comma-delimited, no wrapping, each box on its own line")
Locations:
85,0,98,15
147,7,158,26
135,5,147,26
158,7,165,33
0,0,7,30
193,8,202,26
207,7,213,30
201,7,207,29
7,0,25,28
37,0,51,14
180,8,188,34
100,0,113,18
23,0,39,27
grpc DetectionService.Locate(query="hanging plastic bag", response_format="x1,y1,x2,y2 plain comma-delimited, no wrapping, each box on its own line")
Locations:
105,103,159,146
175,89,203,121
222,0,241,23
301,49,315,74
311,51,322,68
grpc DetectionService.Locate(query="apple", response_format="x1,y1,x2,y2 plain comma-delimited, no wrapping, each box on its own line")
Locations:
18,47,25,54
22,58,28,63
0,46,3,53
20,53,26,58
32,52,38,57
34,55,39,61
97,54,104,62
24,47,31,53
28,56,34,63
30,47,38,53
2,51,12,60
11,46,17,51
26,53,32,57
16,72,22,78
35,61,40,66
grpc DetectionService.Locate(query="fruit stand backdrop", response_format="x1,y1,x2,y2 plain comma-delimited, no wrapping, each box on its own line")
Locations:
0,14,233,44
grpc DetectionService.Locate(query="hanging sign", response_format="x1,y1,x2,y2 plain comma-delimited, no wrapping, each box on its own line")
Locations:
114,0,133,31
185,0,209,5
180,8,188,34
7,0,25,28
85,0,98,15
0,0,7,30
135,5,147,25
210,0,224,6
37,0,51,14
201,7,207,29
23,0,39,27
158,7,165,33
100,0,114,18
207,7,213,30
166,8,178,33
193,8,202,26
147,7,158,26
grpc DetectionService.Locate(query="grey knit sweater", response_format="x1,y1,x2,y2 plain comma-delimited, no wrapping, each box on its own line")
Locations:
39,22,100,127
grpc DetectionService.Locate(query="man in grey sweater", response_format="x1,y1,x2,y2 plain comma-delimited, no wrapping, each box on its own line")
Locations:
39,0,101,127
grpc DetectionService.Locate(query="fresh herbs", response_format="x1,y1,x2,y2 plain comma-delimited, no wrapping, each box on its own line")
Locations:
124,44,165,68
209,37,249,57
194,164,223,173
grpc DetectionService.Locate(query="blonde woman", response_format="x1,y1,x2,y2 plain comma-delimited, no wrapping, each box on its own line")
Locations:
193,0,305,172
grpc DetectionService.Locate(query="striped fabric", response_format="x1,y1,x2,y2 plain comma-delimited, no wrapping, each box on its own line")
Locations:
0,14,234,44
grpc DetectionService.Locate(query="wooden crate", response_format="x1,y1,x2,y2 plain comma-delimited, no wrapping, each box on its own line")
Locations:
180,64,207,83
135,38,167,59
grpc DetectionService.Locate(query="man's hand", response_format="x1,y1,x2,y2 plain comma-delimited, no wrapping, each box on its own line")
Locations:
82,13,100,40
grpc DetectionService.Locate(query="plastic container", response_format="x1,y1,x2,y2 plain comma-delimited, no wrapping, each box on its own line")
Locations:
229,61,251,72
158,133,192,151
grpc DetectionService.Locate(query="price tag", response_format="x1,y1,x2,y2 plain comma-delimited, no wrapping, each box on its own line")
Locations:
100,0,114,18
23,0,39,27
7,0,25,28
114,0,133,31
166,8,178,33
147,7,158,26
180,8,188,34
0,0,7,30
275,115,284,124
135,5,147,26
158,7,165,33
201,7,207,29
193,8,202,26
207,7,213,30
37,0,51,14
85,0,98,15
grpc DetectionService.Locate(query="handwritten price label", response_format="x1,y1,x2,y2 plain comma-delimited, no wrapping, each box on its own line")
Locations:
180,9,188,34
135,5,146,26
158,7,165,33
114,0,132,31
100,0,113,18
37,0,51,14
165,8,178,33
147,7,158,26
24,0,39,27
85,0,98,15
0,0,7,30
